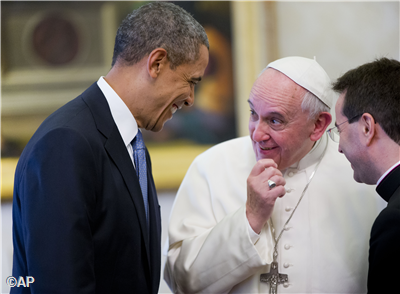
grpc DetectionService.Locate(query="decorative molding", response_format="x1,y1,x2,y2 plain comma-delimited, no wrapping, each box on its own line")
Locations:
231,1,278,137
1,2,116,116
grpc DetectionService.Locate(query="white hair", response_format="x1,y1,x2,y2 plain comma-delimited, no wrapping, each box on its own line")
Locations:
301,91,330,119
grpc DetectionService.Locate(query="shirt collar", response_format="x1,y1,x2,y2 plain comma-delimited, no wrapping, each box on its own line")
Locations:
377,161,400,186
97,76,138,147
288,132,328,172
376,163,400,202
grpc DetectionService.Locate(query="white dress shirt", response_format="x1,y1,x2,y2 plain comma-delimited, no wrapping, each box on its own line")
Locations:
97,76,138,165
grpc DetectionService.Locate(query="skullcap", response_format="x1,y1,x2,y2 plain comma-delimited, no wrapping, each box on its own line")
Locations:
267,56,333,108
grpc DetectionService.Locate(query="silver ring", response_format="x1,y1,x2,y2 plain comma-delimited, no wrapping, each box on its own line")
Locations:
268,180,276,189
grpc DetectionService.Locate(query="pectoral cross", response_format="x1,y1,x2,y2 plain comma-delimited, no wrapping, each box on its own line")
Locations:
260,261,288,294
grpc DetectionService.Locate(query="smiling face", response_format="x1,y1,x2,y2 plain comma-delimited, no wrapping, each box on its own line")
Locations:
143,45,209,132
248,69,317,171
335,93,372,183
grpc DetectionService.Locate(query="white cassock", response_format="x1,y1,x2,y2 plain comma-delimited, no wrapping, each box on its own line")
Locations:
164,134,386,294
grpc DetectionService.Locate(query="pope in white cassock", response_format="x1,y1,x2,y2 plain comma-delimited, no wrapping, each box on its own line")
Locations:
164,56,386,294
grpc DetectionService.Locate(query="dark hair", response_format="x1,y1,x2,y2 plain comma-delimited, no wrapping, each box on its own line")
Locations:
332,57,400,144
111,2,209,69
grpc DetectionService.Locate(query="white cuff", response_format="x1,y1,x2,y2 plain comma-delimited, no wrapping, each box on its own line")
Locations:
246,212,260,244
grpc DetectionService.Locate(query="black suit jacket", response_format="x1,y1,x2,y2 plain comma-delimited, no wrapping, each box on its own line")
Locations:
368,164,400,294
11,83,161,294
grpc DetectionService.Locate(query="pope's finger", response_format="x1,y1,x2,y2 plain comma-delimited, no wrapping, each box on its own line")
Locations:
262,166,283,179
267,185,286,199
250,159,278,176
265,175,286,188
258,158,278,169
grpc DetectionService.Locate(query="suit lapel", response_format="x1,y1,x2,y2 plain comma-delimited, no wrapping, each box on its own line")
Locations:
80,83,152,264
146,149,161,240
105,128,150,247
146,150,162,293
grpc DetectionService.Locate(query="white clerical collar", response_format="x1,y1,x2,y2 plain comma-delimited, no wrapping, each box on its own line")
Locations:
97,76,138,147
288,132,328,172
377,161,400,186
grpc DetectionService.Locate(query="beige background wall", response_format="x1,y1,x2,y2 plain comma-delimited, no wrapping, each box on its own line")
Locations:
233,1,399,137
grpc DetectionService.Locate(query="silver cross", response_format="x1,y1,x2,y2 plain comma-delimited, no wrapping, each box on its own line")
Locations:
260,261,288,294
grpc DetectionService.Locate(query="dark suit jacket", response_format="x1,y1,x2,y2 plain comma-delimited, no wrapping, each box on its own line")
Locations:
368,164,400,294
11,83,161,294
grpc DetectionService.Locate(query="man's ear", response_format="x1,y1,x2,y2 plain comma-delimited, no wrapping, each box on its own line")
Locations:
359,113,376,146
310,112,332,141
147,48,168,78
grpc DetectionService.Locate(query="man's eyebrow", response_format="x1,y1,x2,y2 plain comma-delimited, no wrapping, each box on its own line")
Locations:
267,111,285,119
246,100,285,118
191,77,202,83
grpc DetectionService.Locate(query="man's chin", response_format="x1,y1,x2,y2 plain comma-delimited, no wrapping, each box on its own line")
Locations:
255,154,273,162
353,174,363,183
151,124,164,132
149,118,169,133
254,148,273,162
254,154,285,170
353,172,372,184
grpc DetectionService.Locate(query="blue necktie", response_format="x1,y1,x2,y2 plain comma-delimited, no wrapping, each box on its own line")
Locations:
132,130,149,227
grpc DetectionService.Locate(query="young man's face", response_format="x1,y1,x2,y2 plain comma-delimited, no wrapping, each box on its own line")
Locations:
335,93,372,184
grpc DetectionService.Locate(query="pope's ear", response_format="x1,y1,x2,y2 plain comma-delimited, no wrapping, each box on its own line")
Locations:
310,112,332,141
147,48,168,78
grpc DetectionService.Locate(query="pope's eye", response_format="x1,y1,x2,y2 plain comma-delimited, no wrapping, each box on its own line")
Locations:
270,118,282,125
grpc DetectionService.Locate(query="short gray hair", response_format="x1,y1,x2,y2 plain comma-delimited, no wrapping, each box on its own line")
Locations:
112,2,209,69
301,91,330,119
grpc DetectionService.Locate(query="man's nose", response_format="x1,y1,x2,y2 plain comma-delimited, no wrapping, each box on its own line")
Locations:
338,143,343,154
252,121,271,142
184,88,195,107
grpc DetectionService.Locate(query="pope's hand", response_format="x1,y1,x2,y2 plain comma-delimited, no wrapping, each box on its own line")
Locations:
246,159,286,234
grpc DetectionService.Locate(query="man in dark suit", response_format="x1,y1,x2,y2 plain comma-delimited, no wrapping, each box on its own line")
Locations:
330,57,400,294
11,2,209,294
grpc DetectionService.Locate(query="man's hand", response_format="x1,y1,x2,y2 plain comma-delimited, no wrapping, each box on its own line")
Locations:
246,159,286,234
